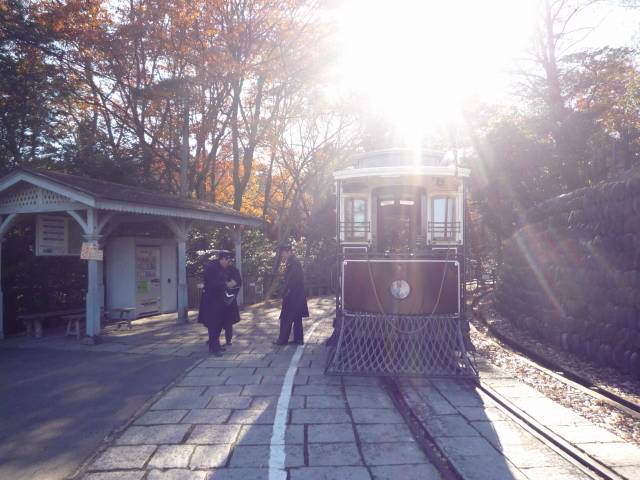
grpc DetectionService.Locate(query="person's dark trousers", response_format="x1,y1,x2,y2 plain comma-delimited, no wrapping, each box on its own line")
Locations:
208,323,223,351
278,315,304,344
224,323,233,345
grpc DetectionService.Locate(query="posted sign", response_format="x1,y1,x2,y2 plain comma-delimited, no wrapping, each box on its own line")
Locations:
36,215,83,256
80,242,104,261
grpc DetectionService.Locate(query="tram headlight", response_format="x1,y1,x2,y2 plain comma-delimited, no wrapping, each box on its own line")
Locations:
389,280,411,300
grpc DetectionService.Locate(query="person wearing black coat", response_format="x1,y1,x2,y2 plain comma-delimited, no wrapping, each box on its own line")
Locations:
273,244,309,345
198,251,241,356
222,263,242,345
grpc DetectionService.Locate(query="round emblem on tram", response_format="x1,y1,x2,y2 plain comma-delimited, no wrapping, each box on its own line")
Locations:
389,280,411,300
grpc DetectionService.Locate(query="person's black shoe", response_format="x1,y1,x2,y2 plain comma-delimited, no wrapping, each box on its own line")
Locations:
209,349,223,357
272,340,287,345
219,346,226,352
289,341,304,345
225,341,232,346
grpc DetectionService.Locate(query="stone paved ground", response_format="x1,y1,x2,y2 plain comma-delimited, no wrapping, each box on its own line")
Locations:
4,309,210,357
7,296,639,479
0,347,195,480
80,297,440,480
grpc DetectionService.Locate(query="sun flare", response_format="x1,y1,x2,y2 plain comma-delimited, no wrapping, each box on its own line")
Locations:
336,0,536,140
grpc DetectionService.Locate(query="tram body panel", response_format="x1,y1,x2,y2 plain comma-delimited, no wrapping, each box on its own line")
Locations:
342,259,460,315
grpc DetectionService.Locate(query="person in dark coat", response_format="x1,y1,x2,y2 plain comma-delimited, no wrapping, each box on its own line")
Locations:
273,244,309,345
222,262,242,345
198,251,240,356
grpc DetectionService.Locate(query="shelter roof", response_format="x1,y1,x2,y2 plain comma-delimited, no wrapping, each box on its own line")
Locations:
0,168,261,226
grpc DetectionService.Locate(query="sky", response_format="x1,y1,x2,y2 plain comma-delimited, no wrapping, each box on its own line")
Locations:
332,0,640,142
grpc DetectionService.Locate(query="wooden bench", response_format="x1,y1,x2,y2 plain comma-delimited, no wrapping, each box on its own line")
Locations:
19,308,85,338
107,307,136,330
63,307,137,339
63,312,86,339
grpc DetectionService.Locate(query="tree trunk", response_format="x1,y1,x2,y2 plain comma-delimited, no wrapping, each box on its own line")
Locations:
262,147,276,219
180,95,190,198
232,76,265,211
231,79,242,210
303,239,312,269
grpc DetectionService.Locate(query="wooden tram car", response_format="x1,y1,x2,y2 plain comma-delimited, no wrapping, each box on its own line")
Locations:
327,149,476,377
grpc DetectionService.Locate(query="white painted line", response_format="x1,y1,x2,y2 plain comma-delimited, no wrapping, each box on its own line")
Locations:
268,321,320,480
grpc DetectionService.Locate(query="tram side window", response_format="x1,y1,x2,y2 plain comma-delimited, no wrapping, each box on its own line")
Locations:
344,198,368,241
431,196,457,241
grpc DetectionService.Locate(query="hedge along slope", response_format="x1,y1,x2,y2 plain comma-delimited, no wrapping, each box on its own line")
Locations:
495,175,640,378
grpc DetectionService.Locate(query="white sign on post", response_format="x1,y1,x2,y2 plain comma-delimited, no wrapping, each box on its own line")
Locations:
36,215,83,256
36,215,68,256
80,242,104,261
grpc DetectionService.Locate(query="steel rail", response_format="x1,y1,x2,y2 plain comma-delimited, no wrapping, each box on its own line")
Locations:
388,373,624,480
382,377,464,480
375,288,635,480
476,380,626,480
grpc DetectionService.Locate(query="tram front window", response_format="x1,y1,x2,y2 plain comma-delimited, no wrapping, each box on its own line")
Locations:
431,196,456,240
377,197,418,253
344,198,368,241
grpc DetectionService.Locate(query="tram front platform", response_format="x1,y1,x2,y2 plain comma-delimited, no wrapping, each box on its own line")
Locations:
1,297,639,480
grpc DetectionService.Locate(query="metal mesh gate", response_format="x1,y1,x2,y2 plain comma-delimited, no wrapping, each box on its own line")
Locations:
326,312,477,377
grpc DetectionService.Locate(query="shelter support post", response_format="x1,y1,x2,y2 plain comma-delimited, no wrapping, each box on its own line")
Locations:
0,214,19,340
166,218,190,324
97,260,105,323
177,237,188,323
82,208,102,339
86,254,100,337
69,208,103,339
0,238,3,340
233,227,243,306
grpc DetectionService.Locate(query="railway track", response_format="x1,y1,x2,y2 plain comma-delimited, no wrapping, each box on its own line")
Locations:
476,380,626,480
386,374,631,480
381,376,464,480
385,374,632,480
377,290,639,480
470,289,640,421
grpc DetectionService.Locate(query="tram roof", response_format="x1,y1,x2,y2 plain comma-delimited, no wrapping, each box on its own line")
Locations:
333,164,470,181
333,149,471,180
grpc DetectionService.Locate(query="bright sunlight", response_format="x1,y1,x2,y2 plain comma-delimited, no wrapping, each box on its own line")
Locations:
335,0,639,142
336,0,536,140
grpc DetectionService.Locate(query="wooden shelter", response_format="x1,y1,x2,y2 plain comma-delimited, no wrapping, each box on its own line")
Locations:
0,168,261,340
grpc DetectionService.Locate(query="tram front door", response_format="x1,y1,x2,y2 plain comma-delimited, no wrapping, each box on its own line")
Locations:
376,192,420,253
